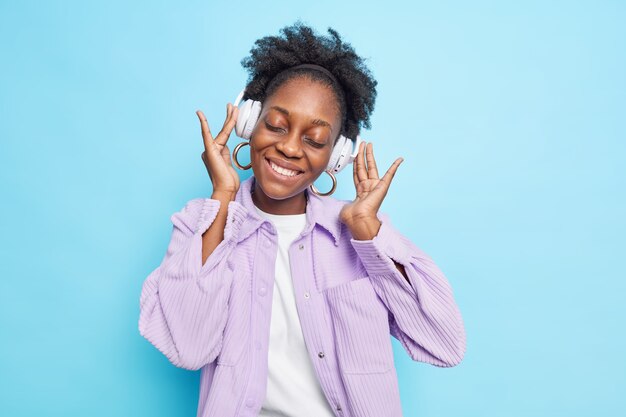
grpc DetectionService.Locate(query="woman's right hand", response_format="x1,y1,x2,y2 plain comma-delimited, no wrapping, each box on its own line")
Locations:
196,103,240,197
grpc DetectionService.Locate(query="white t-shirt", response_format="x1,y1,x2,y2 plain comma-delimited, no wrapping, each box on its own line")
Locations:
253,204,336,417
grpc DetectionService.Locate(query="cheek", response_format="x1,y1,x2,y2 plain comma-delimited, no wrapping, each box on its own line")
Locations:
249,133,269,156
248,133,274,173
312,150,332,172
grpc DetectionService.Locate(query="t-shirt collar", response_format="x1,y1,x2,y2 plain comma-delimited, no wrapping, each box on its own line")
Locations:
230,175,342,246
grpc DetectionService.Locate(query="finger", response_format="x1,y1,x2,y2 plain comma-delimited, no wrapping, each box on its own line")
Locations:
380,157,404,186
352,150,359,188
201,149,216,173
220,143,232,165
201,148,215,165
196,110,215,152
365,142,379,179
356,141,368,182
215,103,239,146
219,103,233,133
213,103,232,147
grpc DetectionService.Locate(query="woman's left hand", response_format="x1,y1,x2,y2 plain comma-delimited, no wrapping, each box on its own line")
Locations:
339,141,404,240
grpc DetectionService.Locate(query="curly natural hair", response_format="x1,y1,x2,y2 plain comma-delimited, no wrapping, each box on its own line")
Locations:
240,21,377,142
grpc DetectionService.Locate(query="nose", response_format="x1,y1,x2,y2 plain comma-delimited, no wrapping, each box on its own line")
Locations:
276,131,304,159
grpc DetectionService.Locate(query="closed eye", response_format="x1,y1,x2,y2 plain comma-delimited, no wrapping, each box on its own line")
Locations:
305,138,325,148
265,121,285,133
266,121,325,148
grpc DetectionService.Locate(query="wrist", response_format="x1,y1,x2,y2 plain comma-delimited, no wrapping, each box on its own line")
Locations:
211,190,237,202
347,216,381,241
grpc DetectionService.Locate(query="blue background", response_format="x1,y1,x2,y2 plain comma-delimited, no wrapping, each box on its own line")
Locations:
1,1,624,416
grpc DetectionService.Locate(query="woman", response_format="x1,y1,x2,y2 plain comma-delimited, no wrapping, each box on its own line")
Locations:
139,22,466,417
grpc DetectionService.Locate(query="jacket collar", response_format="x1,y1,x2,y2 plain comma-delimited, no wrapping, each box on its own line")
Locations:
230,176,343,246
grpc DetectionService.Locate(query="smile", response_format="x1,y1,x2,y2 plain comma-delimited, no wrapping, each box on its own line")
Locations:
265,158,303,178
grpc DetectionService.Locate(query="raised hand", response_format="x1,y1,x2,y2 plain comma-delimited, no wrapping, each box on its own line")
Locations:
196,103,240,196
339,141,404,240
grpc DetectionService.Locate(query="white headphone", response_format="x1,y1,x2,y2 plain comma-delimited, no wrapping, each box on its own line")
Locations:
233,88,363,174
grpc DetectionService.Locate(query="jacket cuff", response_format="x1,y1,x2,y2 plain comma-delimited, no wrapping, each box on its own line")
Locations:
189,199,247,276
195,198,222,234
349,214,414,291
193,198,247,242
349,216,402,274
223,201,248,243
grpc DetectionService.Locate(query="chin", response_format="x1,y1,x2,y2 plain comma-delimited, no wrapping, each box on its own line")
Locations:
254,174,307,201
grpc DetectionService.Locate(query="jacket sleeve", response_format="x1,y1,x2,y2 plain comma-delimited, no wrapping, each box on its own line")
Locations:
350,212,467,368
138,197,246,370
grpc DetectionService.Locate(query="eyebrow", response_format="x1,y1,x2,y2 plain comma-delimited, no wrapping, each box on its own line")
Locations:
269,106,333,131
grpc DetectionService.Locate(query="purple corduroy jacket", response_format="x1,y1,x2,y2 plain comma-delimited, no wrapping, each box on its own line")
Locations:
138,175,466,417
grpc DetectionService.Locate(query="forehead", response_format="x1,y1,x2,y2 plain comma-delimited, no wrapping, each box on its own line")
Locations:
264,77,341,124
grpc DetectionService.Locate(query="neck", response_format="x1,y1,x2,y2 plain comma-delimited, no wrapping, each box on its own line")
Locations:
251,182,307,215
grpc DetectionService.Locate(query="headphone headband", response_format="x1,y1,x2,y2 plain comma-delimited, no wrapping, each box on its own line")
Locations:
236,64,340,105
285,63,340,86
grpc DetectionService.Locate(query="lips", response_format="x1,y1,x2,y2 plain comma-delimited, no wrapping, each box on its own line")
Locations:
265,157,304,178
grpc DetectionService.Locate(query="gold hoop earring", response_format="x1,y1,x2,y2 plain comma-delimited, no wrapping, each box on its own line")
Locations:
309,170,337,197
232,141,252,170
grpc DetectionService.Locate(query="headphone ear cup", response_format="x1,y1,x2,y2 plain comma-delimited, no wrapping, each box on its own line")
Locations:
327,135,354,173
235,100,253,138
235,99,262,139
242,100,262,140
326,135,345,172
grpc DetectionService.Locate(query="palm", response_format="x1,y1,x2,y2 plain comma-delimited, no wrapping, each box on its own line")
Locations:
340,141,404,224
201,138,240,191
196,104,240,194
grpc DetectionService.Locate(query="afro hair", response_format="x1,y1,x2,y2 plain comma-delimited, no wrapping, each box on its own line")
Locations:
240,21,377,141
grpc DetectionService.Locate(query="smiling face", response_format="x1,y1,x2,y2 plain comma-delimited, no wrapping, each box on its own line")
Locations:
248,76,342,213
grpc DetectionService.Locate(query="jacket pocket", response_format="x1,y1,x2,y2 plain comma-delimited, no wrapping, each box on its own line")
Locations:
325,277,394,374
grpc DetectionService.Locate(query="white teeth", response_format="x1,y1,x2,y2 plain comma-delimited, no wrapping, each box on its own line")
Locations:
269,160,300,177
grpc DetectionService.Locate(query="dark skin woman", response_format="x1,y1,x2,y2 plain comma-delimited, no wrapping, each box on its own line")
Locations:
137,25,465,417
194,76,408,280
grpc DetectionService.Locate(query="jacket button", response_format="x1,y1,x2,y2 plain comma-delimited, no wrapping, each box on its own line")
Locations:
303,292,310,299
318,351,325,358
258,286,267,296
298,243,304,250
